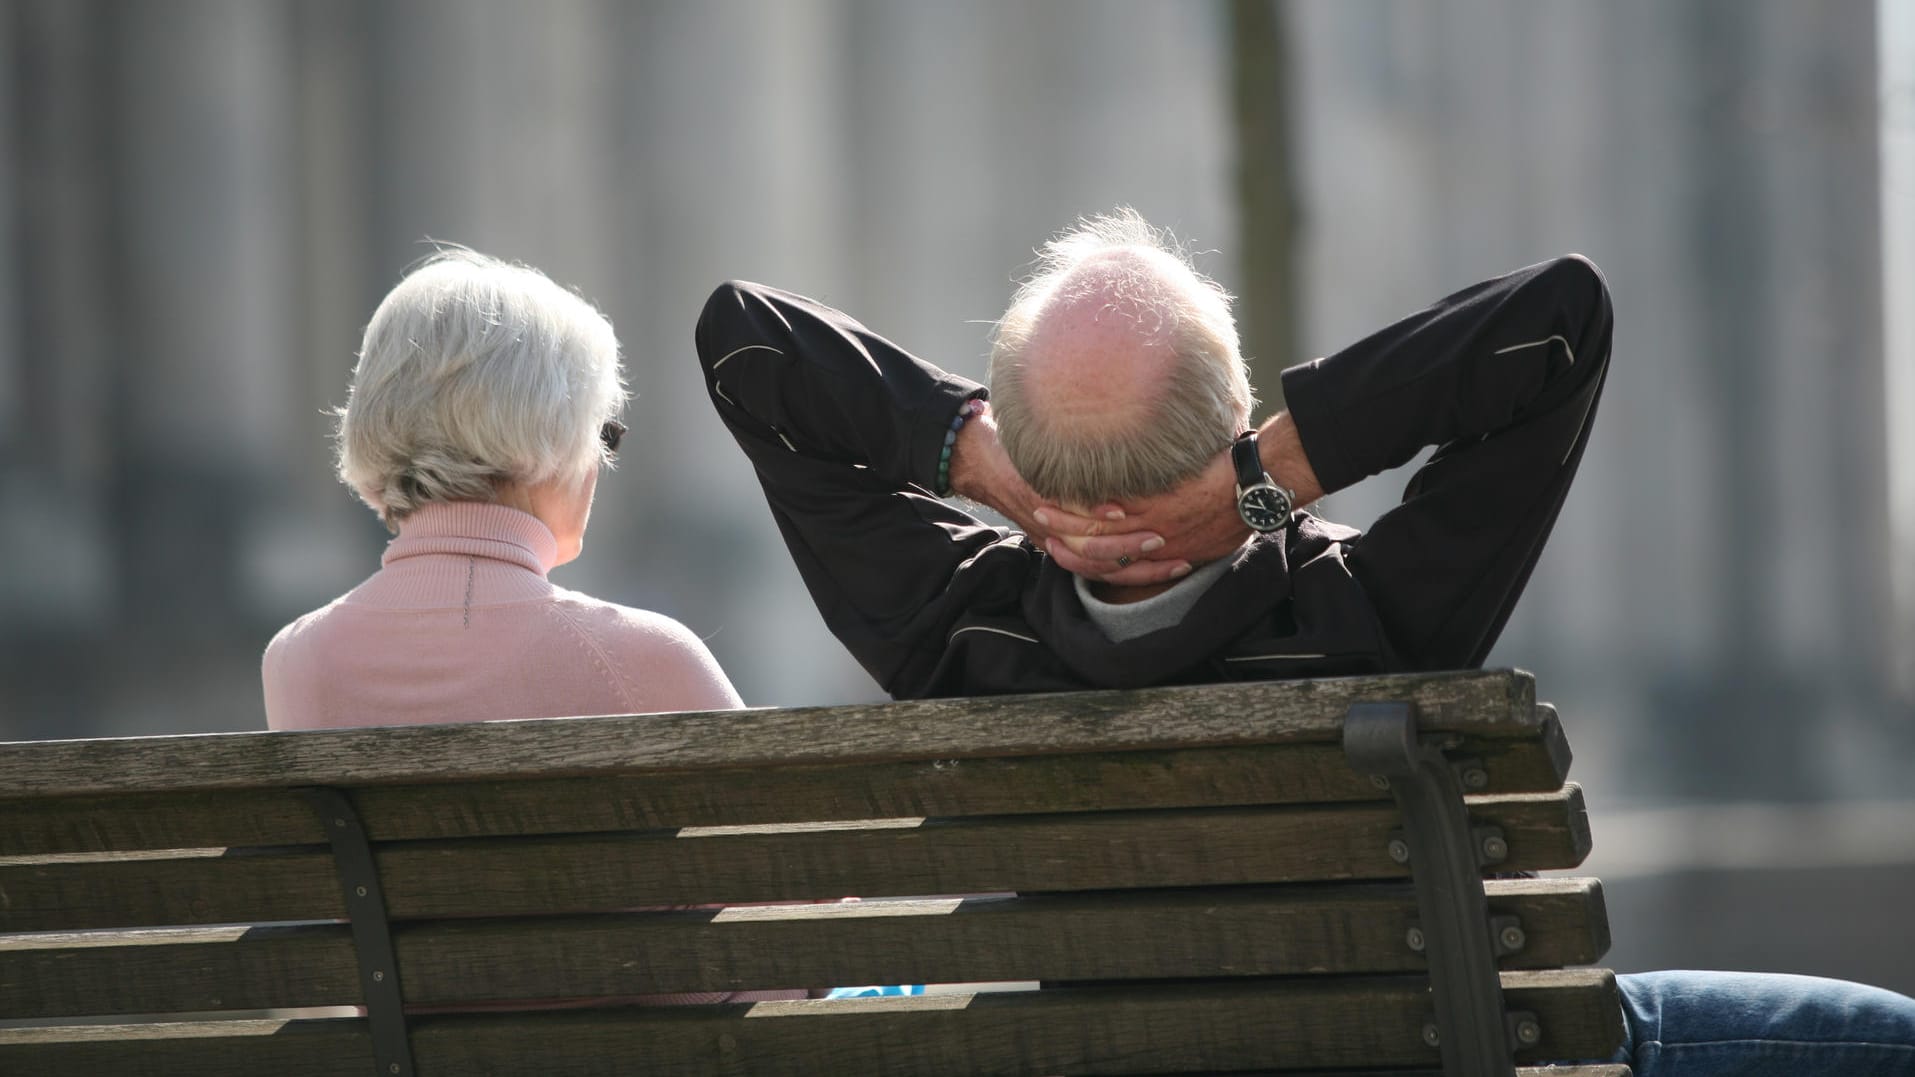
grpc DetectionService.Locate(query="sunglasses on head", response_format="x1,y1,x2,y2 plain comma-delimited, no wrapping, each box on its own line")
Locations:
600,419,627,456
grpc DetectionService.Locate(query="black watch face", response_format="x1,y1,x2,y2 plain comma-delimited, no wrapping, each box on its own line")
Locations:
1238,485,1291,532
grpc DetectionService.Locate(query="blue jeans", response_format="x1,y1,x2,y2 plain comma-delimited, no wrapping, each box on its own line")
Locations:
1612,970,1915,1076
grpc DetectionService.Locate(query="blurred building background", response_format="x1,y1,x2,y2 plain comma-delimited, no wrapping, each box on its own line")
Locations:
2,0,1911,990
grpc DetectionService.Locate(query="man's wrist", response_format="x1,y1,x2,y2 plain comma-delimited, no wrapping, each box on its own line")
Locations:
1256,411,1324,508
947,407,1001,505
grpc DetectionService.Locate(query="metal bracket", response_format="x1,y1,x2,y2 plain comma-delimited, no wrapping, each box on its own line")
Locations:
1450,756,1490,792
304,787,415,1077
1473,825,1510,866
1344,702,1517,1077
1489,915,1527,957
1418,1009,1546,1053
1405,914,1525,958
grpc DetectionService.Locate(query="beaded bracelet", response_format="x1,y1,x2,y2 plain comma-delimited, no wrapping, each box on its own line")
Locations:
936,398,987,496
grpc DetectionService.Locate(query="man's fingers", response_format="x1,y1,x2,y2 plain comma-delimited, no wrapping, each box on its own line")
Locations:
1045,538,1184,583
1062,532,1166,562
1095,560,1192,587
1043,539,1102,578
1035,504,1152,538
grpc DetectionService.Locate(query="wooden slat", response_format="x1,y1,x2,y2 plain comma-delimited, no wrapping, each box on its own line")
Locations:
1,722,1573,855
0,848,342,931
0,789,1591,930
1141,1070,1627,1077
0,970,1622,1076
1,878,1608,1017
0,671,1538,797
0,1018,373,1077
0,923,359,1017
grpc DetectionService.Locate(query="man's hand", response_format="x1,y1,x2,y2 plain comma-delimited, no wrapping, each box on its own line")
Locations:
1039,411,1326,580
948,406,1188,584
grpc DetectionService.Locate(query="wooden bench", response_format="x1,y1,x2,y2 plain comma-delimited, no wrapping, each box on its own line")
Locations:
0,669,1628,1076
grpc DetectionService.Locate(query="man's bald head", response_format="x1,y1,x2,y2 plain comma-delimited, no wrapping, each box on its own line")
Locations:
989,210,1253,505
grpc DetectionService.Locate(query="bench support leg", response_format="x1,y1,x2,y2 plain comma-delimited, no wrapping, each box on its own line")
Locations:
305,787,416,1077
1343,702,1519,1077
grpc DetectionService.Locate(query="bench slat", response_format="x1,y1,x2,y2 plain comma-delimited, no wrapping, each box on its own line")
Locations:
0,789,1590,931
1,878,1608,1017
0,671,1538,797
0,726,1571,856
0,970,1622,1076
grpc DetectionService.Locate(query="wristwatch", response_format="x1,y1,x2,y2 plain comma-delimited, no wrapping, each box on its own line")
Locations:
1232,430,1295,533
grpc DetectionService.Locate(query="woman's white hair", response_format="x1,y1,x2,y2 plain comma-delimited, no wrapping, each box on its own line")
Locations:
988,209,1253,505
335,248,626,528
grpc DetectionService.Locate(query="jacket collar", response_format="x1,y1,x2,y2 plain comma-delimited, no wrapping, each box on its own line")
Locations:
1023,531,1296,688
381,501,558,576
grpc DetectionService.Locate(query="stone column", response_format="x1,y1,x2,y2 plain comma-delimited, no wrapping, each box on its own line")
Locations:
1882,0,1915,703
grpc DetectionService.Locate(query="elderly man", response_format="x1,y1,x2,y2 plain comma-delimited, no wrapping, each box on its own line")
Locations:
695,210,1915,1075
698,211,1603,696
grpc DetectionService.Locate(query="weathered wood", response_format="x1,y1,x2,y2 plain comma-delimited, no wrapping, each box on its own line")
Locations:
0,924,359,1017
0,728,1572,856
1505,967,1628,1064
0,1018,372,1077
0,673,1618,1075
0,670,1539,797
2,878,1609,1017
0,848,342,931
0,790,1590,930
0,970,1621,1076
1169,1068,1627,1077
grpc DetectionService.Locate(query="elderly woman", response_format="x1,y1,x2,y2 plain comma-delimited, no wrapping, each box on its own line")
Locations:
263,249,742,729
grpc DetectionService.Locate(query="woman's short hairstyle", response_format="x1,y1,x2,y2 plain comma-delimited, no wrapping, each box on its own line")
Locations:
336,249,626,528
988,209,1253,505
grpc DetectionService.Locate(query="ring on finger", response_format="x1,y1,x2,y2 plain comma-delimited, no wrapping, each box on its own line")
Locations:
1115,554,1133,568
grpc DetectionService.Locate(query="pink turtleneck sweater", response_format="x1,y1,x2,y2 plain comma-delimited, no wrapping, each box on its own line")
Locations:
263,501,743,730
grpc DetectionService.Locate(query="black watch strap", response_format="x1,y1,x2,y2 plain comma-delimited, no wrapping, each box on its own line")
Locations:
1231,430,1267,489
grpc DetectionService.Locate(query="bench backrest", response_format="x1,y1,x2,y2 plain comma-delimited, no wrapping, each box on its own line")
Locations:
0,670,1626,1076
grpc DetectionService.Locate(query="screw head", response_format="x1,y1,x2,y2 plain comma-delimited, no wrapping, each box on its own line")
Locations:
1481,835,1509,860
1422,1022,1442,1047
1387,838,1412,864
389,1065,401,1075
334,818,347,828
1500,925,1527,951
356,885,369,898
372,970,385,982
1405,927,1426,952
1462,767,1489,790
1369,775,1391,791
1516,1019,1542,1045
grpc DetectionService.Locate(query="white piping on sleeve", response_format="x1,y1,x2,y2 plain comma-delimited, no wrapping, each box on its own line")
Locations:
1492,335,1575,365
949,625,1041,646
712,344,783,370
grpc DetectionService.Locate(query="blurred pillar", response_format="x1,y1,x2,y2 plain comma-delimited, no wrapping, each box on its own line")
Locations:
1883,0,1915,704
1230,0,1299,412
0,0,120,634
0,3,17,438
112,0,301,631
610,0,866,706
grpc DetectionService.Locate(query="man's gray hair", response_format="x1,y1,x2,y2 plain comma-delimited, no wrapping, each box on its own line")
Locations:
335,248,627,528
989,209,1253,505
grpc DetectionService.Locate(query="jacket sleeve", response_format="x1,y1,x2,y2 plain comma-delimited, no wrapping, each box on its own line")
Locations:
694,280,1019,695
1279,255,1615,670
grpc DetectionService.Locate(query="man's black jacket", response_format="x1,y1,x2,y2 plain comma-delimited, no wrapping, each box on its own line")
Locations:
695,256,1613,700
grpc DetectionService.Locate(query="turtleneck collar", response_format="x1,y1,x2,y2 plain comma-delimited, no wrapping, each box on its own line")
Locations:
382,501,559,576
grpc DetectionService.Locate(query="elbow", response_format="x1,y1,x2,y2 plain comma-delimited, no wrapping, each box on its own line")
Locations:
1541,253,1613,336
695,280,755,372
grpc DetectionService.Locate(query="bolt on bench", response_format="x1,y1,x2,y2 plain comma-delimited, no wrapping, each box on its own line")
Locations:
0,669,1627,1076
